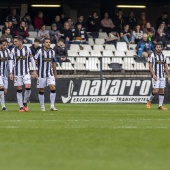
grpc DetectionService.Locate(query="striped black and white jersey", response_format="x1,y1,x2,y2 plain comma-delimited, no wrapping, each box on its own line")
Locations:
34,48,56,78
0,48,10,77
149,52,166,78
10,45,31,76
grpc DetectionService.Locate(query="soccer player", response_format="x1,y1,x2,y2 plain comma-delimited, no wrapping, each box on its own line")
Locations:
146,42,170,110
0,39,10,111
9,36,37,112
34,38,57,111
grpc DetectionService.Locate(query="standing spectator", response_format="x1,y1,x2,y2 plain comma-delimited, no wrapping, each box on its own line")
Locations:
143,22,155,36
132,24,143,44
120,24,135,44
127,11,138,30
37,24,50,43
60,22,73,45
15,21,32,44
114,9,126,33
49,23,61,44
29,38,41,57
52,15,63,31
34,11,44,31
156,12,169,29
1,28,13,43
75,15,86,29
152,28,167,50
22,13,34,31
87,11,100,38
72,23,88,44
136,33,154,57
2,21,16,37
6,8,20,29
100,12,116,34
53,38,69,64
60,13,67,26
138,12,147,29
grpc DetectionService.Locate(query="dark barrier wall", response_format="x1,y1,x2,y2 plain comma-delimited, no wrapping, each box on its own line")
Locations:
6,78,170,104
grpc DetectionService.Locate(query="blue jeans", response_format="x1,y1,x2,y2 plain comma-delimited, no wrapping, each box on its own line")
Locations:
121,35,135,43
25,38,33,44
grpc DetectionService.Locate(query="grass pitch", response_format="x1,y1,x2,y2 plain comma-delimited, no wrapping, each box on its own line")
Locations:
0,103,170,170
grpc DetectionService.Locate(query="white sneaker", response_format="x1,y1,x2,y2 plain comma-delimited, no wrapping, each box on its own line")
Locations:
41,108,46,111
50,107,58,111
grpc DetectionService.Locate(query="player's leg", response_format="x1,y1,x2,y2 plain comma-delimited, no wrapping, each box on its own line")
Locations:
146,78,159,109
48,77,58,111
37,78,46,111
14,76,24,112
1,76,8,110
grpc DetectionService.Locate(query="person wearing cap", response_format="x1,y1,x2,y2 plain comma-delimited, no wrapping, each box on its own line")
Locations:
72,22,88,44
49,23,61,44
29,39,41,57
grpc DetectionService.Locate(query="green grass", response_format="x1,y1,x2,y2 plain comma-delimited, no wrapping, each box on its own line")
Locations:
0,103,170,170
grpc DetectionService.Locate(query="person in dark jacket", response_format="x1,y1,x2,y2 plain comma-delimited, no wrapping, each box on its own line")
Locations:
53,38,70,64
30,38,41,57
52,15,63,31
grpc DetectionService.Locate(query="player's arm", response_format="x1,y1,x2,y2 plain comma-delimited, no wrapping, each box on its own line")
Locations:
164,63,170,83
52,51,57,79
8,51,14,80
148,55,157,81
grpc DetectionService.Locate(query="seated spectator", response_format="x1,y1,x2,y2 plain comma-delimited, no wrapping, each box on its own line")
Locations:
72,23,88,44
138,12,147,29
143,22,155,35
136,33,154,57
15,21,32,44
87,11,100,38
127,11,138,30
60,22,73,45
7,39,14,51
37,24,50,43
75,15,87,29
67,18,74,29
158,22,169,40
156,12,169,29
120,24,135,44
60,13,68,26
133,24,143,44
152,28,167,50
22,13,34,31
100,12,116,34
30,38,41,57
6,8,20,29
34,11,44,31
53,38,70,64
49,23,61,44
52,15,63,31
2,20,16,37
1,28,13,43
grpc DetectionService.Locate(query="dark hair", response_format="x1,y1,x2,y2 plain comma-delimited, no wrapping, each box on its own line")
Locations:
155,42,163,48
34,38,40,43
0,39,8,44
4,27,10,31
43,38,50,43
14,36,23,42
58,38,64,43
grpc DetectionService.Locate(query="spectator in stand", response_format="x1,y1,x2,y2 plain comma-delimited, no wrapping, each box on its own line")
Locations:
156,12,169,29
60,13,68,26
152,28,167,50
67,18,74,29
132,24,143,44
1,28,13,43
87,11,100,38
158,22,169,40
120,24,135,44
37,24,50,43
7,39,14,51
138,12,147,29
53,38,70,64
52,15,63,31
72,23,88,44
114,9,126,33
34,11,44,31
75,15,87,29
15,21,32,44
22,13,34,31
60,22,73,45
143,22,155,36
100,12,116,34
30,38,41,57
2,21,15,37
49,23,61,44
127,11,138,30
6,8,20,29
136,33,154,57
